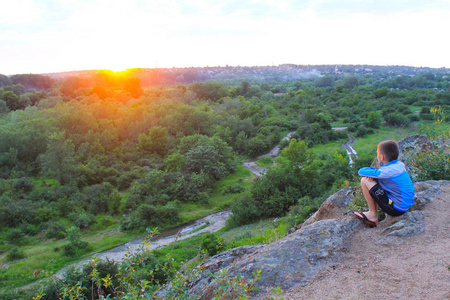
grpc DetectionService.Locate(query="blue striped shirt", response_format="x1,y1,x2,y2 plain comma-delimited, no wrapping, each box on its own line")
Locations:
358,160,415,212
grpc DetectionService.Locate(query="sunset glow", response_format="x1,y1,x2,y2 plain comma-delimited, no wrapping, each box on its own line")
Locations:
1,0,450,75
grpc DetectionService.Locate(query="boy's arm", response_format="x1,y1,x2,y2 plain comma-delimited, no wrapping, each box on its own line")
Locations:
358,167,384,178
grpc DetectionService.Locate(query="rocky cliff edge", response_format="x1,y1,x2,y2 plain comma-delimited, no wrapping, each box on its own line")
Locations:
176,180,449,299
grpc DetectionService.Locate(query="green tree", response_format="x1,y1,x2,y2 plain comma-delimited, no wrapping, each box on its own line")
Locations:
343,75,358,89
374,87,389,98
40,132,78,185
165,152,186,172
281,138,309,167
365,111,382,128
0,74,12,86
138,126,169,156
2,91,20,111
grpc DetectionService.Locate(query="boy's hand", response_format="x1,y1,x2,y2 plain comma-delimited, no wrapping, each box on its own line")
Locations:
364,177,377,183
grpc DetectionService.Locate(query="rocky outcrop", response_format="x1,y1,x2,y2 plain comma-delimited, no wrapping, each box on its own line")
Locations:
177,180,448,299
370,134,449,169
302,186,358,227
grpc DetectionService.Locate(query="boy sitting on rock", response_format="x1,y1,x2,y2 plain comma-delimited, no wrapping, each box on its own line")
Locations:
352,140,415,227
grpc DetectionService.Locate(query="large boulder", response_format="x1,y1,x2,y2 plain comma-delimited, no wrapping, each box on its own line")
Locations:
302,186,358,227
171,180,449,299
186,216,362,299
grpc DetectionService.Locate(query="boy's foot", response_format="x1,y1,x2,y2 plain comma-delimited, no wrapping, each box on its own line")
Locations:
351,211,378,227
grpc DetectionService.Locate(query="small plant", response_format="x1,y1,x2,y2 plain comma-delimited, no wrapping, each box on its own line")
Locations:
210,267,261,300
431,106,445,123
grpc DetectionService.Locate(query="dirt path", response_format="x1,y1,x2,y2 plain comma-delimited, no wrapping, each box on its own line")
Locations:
242,131,296,177
277,185,450,300
53,210,231,278
47,132,296,280
341,134,358,165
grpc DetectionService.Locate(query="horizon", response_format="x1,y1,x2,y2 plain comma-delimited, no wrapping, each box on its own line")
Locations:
2,0,450,75
6,63,450,77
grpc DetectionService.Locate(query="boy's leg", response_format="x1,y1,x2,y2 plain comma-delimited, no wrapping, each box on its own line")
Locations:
356,176,379,223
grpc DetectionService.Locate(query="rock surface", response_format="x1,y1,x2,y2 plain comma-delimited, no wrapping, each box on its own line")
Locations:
302,186,358,227
180,180,448,299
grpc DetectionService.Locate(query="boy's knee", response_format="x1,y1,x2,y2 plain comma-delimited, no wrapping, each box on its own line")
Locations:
361,176,377,189
360,176,367,186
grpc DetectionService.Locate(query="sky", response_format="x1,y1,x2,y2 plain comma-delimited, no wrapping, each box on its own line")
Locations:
1,0,449,75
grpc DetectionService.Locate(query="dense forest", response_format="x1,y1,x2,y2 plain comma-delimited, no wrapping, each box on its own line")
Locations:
1,65,449,299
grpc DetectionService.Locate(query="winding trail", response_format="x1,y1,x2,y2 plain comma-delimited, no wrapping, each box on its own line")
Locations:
341,134,358,165
26,132,297,283
242,131,296,177
53,211,231,278
24,131,359,289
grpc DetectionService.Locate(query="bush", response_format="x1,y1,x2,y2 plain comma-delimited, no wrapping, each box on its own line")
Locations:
408,113,420,122
407,150,450,181
6,229,24,244
69,211,96,229
44,221,67,240
120,204,181,232
222,184,245,195
227,195,262,228
385,112,410,127
355,126,374,138
20,222,38,236
6,247,26,261
62,226,88,256
83,182,114,214
13,177,34,193
62,259,119,299
201,233,225,256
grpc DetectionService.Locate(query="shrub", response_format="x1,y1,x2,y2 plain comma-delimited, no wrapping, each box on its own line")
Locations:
44,221,67,240
13,177,34,193
62,226,88,256
385,112,410,127
222,184,245,195
20,222,38,236
117,170,141,190
408,114,420,122
227,195,262,228
6,247,26,261
201,233,225,256
69,211,96,229
6,229,24,244
407,150,450,181
120,204,181,232
83,182,114,214
355,126,374,138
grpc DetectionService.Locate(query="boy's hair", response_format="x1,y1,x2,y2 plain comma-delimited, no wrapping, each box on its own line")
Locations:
378,140,399,162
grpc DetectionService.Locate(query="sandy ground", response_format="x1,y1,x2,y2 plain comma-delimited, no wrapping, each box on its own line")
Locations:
267,185,450,300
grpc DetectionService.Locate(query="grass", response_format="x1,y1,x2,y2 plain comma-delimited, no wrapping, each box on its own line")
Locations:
0,223,143,289
256,156,274,168
179,165,253,222
310,138,348,155
352,127,417,156
220,218,286,249
1,164,256,290
417,121,450,140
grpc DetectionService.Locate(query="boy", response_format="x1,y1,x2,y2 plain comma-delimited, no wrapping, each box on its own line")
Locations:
352,140,415,227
